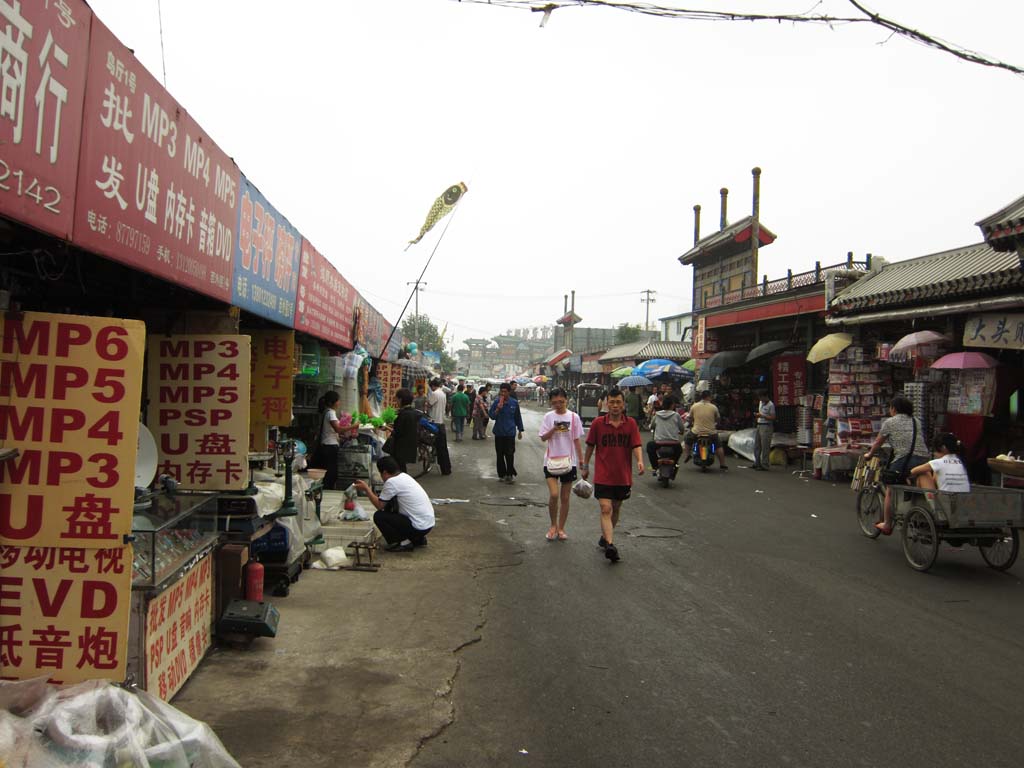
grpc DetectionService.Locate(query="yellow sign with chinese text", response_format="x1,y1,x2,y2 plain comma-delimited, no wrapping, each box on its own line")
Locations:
963,313,1024,351
145,552,213,700
250,331,294,427
0,544,132,684
146,336,251,491
0,312,144,548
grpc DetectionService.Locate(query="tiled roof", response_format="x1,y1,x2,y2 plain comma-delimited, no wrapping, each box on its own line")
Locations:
545,348,572,366
976,195,1024,251
678,216,777,265
830,242,1024,313
598,340,692,362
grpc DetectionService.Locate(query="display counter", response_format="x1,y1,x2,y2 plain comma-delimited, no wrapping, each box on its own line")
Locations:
132,492,221,588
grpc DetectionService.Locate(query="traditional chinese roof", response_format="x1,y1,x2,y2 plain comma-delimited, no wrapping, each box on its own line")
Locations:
557,311,583,326
830,242,1024,313
976,195,1024,252
678,217,777,266
598,340,692,362
544,348,573,367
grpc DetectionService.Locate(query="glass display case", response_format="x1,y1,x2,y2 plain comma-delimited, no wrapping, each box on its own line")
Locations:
132,492,221,588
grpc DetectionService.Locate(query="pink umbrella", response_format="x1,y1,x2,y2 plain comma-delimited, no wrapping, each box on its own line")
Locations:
930,351,1001,369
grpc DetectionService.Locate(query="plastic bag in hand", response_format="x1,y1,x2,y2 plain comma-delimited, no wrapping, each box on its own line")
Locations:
572,478,593,499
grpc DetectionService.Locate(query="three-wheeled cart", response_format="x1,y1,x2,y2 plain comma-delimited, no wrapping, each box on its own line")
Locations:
576,383,604,426
860,484,1024,572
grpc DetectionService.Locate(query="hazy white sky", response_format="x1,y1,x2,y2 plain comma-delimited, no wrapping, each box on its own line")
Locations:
86,0,1024,352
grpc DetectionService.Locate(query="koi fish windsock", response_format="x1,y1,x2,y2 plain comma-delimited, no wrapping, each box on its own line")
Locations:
407,182,467,247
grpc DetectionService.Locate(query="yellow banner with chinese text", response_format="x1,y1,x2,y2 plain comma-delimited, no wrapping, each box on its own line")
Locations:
0,544,132,684
0,312,144,548
146,336,251,492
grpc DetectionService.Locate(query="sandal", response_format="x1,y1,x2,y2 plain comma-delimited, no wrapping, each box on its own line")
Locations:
545,530,558,541
557,531,568,541
874,522,893,536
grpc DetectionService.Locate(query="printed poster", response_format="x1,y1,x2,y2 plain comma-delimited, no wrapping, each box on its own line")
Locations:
146,335,250,491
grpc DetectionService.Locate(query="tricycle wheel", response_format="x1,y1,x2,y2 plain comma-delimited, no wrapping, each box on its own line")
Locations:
979,528,1019,571
902,504,939,572
856,487,883,539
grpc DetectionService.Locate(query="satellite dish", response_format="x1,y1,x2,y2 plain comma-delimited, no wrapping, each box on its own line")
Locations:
136,423,158,488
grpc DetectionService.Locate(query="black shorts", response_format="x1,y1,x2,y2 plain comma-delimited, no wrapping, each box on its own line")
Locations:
543,466,578,483
594,483,631,501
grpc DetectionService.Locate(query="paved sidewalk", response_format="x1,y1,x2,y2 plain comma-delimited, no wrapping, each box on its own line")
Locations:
173,494,522,768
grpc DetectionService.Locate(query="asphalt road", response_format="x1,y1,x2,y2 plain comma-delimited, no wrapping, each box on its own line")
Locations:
413,401,1024,768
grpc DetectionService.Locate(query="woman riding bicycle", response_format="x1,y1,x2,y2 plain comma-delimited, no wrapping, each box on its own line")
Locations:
864,395,929,535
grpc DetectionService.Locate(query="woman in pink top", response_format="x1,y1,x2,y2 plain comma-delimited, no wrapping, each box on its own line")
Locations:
538,387,585,542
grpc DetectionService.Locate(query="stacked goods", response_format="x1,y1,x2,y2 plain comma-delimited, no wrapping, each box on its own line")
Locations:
796,394,815,445
827,346,893,444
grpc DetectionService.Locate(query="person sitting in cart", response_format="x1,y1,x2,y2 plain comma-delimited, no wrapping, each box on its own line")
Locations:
910,432,971,493
353,456,435,552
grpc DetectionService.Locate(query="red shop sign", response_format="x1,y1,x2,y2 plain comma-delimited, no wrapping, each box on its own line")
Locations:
72,19,239,301
294,239,355,348
0,0,91,238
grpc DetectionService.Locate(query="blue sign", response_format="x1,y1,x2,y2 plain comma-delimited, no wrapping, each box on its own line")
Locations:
231,175,301,325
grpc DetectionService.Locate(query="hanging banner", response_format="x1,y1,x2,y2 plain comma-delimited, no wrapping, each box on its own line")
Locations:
963,313,1024,351
0,544,132,684
250,330,294,428
378,362,403,410
73,18,239,301
231,175,301,326
294,239,355,348
145,552,212,701
0,312,144,549
0,0,91,239
772,354,807,406
146,335,250,491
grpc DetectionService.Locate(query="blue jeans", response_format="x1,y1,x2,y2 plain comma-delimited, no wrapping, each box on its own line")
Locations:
453,415,465,437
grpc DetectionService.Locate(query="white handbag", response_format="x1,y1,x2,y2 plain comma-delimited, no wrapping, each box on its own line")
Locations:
546,455,573,476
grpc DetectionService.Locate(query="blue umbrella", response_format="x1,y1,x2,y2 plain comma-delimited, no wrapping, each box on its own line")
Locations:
643,363,694,381
617,375,653,388
633,358,677,376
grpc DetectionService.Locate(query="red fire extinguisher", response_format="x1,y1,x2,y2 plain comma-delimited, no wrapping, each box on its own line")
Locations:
245,560,264,602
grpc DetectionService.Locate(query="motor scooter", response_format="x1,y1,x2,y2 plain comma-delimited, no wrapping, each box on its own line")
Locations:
655,442,680,487
692,434,717,472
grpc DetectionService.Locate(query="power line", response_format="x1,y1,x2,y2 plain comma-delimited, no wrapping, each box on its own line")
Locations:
640,288,656,331
450,0,1024,77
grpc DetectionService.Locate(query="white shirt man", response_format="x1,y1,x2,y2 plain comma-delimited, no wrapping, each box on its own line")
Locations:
354,457,435,551
427,383,447,424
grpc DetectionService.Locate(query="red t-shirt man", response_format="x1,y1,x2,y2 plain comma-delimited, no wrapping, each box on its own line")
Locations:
586,415,642,487
583,392,644,565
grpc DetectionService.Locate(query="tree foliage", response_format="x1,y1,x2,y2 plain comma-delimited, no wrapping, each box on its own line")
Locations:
615,322,643,344
400,314,458,372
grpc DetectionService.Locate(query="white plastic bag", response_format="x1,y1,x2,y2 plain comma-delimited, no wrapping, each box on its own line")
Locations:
572,478,593,499
320,546,349,568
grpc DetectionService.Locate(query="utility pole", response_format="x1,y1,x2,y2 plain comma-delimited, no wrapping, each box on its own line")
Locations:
640,289,657,331
406,281,427,352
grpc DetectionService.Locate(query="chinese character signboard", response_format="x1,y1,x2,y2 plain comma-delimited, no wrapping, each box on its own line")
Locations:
145,552,212,700
0,0,90,239
0,312,144,548
354,294,385,358
250,330,294,428
231,175,300,326
772,354,807,406
146,335,250,491
72,19,238,301
294,239,355,348
0,544,132,684
963,313,1024,351
378,362,403,410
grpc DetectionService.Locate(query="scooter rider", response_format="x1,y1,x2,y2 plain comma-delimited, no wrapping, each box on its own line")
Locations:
684,389,729,471
646,395,684,476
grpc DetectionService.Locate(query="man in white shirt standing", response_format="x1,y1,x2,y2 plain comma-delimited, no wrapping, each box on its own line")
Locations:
427,379,452,475
752,389,776,471
355,457,436,552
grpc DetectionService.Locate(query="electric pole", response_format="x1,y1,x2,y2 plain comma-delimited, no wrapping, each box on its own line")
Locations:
406,281,427,352
641,289,657,331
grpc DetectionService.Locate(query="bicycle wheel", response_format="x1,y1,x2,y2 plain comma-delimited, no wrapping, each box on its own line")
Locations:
901,504,939,572
856,487,883,539
420,446,432,476
979,528,1020,571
